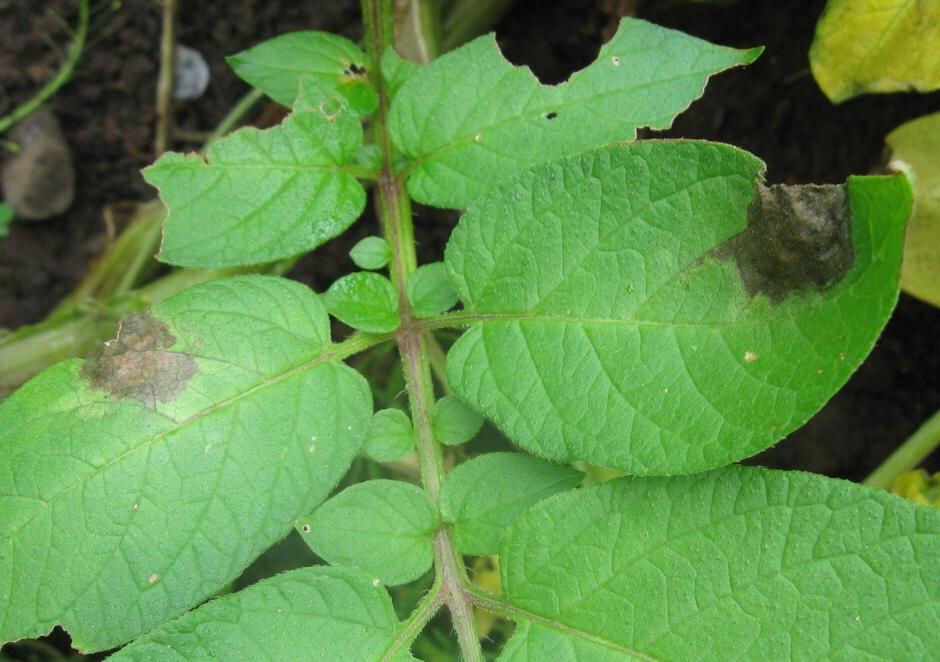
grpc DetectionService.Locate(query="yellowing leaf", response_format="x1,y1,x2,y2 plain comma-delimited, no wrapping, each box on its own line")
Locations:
887,111,940,308
810,0,940,103
892,469,940,508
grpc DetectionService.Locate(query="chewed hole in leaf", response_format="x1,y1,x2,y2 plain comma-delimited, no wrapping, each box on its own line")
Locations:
81,311,196,408
342,61,368,77
714,183,854,302
544,111,558,120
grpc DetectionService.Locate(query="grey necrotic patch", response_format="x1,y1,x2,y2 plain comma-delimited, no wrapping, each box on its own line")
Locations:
714,183,853,302
82,312,196,408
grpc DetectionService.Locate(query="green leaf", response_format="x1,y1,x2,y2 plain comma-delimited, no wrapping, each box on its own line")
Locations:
363,408,416,462
389,17,760,208
350,235,391,270
406,262,459,317
356,144,384,171
440,453,582,555
0,202,12,237
323,272,401,333
297,480,438,586
497,465,940,660
444,141,911,475
112,567,403,660
432,395,484,446
887,112,940,309
0,275,373,651
381,48,420,99
143,86,367,268
227,31,377,114
810,0,940,103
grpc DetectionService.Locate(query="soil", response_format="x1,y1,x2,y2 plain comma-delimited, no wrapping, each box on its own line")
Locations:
1,0,939,656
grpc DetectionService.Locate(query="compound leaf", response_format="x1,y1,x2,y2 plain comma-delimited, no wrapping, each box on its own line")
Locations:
887,112,940,308
441,453,582,555
227,31,377,114
0,275,372,651
445,141,910,475
497,465,940,660
810,0,940,103
297,480,438,586
112,567,404,660
323,272,401,333
390,17,760,208
144,85,367,268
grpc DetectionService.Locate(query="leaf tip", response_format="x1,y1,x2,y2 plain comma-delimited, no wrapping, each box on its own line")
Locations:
742,45,765,64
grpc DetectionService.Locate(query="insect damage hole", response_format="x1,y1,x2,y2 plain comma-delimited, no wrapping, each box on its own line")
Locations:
342,62,367,77
543,111,558,120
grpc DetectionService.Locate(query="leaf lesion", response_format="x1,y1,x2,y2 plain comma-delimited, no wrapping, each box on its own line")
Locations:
711,183,854,302
81,312,197,409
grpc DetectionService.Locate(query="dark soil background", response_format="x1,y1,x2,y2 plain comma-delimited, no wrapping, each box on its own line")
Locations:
1,0,939,657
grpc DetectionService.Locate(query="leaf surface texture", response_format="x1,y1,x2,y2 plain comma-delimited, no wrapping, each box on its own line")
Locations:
113,567,403,660
445,141,910,474
0,276,372,650
499,466,940,660
144,89,366,267
390,18,760,208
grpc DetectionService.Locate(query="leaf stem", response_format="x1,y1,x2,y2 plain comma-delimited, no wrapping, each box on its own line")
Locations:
154,0,178,155
380,578,445,661
363,1,482,659
0,0,88,136
427,332,454,396
864,408,940,490
203,88,264,147
441,0,515,53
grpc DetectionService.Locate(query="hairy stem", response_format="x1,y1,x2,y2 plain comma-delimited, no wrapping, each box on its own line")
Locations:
865,408,940,490
380,578,445,661
363,1,482,659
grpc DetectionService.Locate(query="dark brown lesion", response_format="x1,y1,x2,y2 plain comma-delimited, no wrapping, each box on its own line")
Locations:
81,312,196,408
713,183,854,303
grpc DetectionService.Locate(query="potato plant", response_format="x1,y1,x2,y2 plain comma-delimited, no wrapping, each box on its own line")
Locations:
1,1,936,659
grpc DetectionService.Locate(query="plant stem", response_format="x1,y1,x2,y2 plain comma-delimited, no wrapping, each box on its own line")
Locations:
154,0,177,155
395,0,442,64
363,1,482,659
203,87,265,147
864,408,940,490
441,0,515,53
0,0,89,136
427,332,454,396
380,578,445,661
